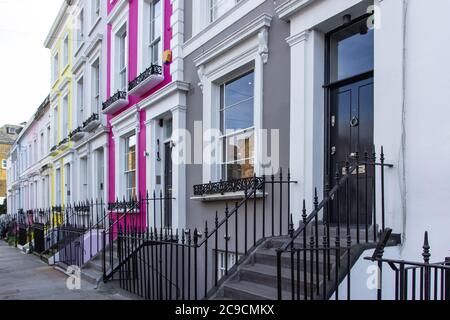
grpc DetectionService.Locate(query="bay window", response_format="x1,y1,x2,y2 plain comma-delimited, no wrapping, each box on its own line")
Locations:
124,134,137,200
219,71,255,180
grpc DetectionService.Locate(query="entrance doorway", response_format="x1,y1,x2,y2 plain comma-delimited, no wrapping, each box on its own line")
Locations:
326,16,374,225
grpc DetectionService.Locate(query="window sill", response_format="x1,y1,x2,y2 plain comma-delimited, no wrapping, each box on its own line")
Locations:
88,17,101,37
74,41,85,57
61,64,70,76
190,191,266,202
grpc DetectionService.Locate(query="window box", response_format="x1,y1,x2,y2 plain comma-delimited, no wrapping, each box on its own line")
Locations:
102,91,129,114
128,65,163,97
83,113,101,132
69,127,85,142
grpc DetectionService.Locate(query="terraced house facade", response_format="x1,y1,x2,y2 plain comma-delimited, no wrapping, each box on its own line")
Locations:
6,0,450,301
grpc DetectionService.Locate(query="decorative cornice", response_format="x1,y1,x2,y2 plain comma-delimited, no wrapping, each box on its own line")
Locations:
84,34,103,57
286,30,310,47
194,14,272,67
107,0,129,25
72,56,86,75
275,0,317,21
138,81,190,111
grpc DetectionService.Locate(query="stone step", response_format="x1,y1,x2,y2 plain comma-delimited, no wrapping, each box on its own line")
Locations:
223,280,300,300
253,248,335,270
81,266,103,286
239,263,319,293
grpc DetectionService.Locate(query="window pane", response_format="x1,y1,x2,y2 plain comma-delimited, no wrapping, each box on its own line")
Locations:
224,72,254,108
223,99,254,131
226,159,254,181
329,19,374,81
224,130,254,163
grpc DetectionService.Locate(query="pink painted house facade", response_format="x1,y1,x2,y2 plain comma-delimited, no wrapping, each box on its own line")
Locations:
103,0,188,229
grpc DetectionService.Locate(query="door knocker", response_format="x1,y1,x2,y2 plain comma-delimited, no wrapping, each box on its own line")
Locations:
350,116,359,127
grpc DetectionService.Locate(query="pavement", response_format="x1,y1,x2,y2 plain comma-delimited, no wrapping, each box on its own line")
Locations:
0,241,134,300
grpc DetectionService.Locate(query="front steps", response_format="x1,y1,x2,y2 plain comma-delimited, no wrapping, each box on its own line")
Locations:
212,227,400,300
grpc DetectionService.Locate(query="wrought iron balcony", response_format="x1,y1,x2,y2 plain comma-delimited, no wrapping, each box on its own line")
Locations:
82,113,101,132
69,126,84,142
193,177,265,196
108,198,141,212
50,145,58,153
58,137,69,149
102,90,129,114
128,64,163,97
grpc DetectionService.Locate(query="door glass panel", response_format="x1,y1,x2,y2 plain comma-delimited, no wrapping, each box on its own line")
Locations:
329,19,374,82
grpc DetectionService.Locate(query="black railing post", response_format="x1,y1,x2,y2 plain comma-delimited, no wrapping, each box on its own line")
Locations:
380,146,386,231
276,249,282,300
445,257,450,300
422,231,431,300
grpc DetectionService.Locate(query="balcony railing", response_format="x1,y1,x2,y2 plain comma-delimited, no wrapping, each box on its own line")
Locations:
58,137,69,148
69,126,84,142
82,113,101,132
102,91,128,114
128,64,163,97
193,176,265,196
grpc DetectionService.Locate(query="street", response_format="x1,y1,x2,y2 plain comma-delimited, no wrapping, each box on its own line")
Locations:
0,241,131,300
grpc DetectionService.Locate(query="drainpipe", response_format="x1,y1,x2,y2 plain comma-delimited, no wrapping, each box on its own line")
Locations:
399,0,409,245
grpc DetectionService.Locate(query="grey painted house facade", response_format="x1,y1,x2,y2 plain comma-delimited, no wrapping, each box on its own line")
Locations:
181,0,291,230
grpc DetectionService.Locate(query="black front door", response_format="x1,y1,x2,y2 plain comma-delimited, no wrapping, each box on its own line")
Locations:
326,16,374,225
164,142,173,228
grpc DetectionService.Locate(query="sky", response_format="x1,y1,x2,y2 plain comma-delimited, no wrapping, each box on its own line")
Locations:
0,0,62,127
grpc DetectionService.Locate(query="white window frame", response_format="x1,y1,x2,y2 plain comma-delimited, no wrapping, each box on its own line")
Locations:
77,8,85,49
219,71,255,181
216,251,242,280
52,51,59,83
76,75,85,127
91,57,101,114
197,22,269,184
118,29,128,91
111,13,128,93
1,159,6,169
91,0,101,27
62,34,69,69
148,0,162,66
111,106,140,200
62,93,70,138
6,127,15,134
123,134,137,200
209,0,240,23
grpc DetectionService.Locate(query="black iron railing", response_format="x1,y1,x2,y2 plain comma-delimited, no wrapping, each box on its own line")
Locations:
101,192,175,283
58,137,69,147
102,91,127,111
50,145,58,153
83,113,99,128
105,173,296,300
276,147,394,300
128,64,163,92
193,177,265,196
69,126,83,139
365,231,450,300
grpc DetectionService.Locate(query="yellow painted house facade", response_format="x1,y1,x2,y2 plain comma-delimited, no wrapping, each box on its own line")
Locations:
45,6,74,207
